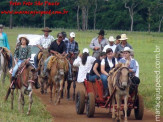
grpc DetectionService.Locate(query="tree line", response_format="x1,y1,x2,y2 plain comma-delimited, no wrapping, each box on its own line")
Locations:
0,0,162,32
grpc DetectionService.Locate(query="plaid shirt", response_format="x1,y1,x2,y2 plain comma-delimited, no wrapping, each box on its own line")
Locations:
65,40,79,54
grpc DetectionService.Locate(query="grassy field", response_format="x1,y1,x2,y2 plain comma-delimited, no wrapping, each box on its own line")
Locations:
0,28,163,121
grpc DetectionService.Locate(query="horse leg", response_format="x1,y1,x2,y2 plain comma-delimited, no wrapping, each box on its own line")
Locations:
58,79,64,104
0,70,3,85
40,78,44,94
124,95,128,122
11,89,14,110
2,69,6,84
67,80,72,100
112,96,116,119
27,91,33,115
21,89,25,113
116,94,121,121
18,90,21,112
50,83,53,102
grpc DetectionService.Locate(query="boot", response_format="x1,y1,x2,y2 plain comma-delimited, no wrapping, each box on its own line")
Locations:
11,77,15,89
35,78,40,89
103,88,109,98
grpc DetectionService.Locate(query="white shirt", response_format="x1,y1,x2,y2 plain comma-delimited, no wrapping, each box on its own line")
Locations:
73,56,96,83
135,60,139,77
103,44,117,53
38,35,55,49
101,57,118,68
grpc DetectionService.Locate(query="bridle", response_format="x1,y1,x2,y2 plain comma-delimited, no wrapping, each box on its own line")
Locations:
115,67,131,91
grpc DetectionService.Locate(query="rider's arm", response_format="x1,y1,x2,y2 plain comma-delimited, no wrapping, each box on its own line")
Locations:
93,63,100,77
101,59,109,76
36,44,43,50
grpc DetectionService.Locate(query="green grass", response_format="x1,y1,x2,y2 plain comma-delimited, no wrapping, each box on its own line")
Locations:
0,28,163,121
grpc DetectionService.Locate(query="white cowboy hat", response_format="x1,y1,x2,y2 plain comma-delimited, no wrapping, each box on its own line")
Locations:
119,34,128,40
83,48,89,53
123,47,133,53
70,32,75,38
108,36,115,42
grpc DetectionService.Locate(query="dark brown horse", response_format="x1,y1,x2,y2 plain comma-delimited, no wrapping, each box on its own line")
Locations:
66,53,78,100
47,53,69,104
5,61,37,115
108,63,131,122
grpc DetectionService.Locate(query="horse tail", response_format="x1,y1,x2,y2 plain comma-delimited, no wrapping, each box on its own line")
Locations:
4,87,11,101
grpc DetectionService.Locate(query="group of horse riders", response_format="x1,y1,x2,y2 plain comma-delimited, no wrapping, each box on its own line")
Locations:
0,24,140,98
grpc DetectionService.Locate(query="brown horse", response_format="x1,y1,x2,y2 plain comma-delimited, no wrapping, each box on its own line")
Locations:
108,63,131,122
5,61,37,115
37,49,50,94
47,53,69,104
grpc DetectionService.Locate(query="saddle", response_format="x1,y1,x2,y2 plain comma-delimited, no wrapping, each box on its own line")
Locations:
38,51,43,60
15,61,35,88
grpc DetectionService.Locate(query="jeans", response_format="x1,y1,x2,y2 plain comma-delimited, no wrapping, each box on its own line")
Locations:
100,74,108,89
12,60,24,77
34,53,38,68
89,75,100,83
43,56,52,74
8,53,13,69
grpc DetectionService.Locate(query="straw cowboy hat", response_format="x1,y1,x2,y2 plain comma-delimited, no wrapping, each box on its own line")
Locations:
108,36,116,42
119,34,128,40
19,36,29,45
42,27,52,32
123,47,133,53
0,24,4,28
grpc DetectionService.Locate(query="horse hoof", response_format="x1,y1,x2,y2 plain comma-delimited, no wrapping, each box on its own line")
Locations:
27,112,30,115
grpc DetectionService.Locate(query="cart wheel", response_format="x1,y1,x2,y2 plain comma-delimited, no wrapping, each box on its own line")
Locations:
76,91,85,114
86,93,95,117
134,95,144,120
123,108,132,117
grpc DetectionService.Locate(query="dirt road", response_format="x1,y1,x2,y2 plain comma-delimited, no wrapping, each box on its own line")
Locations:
33,83,160,122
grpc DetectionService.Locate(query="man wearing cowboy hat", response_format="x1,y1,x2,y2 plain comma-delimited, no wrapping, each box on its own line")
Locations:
103,36,116,53
115,35,121,45
34,27,54,68
0,24,13,70
114,34,132,61
90,29,108,58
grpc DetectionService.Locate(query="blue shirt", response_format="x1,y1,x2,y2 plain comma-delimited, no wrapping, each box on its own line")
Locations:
64,40,79,54
119,58,136,76
1,32,10,50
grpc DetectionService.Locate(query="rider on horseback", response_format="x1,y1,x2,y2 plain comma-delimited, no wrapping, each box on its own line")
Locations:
65,32,79,80
43,33,66,77
0,24,13,71
34,27,54,69
11,36,31,89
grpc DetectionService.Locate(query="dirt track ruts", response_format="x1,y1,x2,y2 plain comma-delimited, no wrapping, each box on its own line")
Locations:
33,83,161,122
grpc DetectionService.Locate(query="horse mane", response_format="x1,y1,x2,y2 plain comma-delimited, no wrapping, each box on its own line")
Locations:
47,56,57,70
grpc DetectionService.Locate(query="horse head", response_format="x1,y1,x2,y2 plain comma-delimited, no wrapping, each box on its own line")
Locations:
116,65,131,90
55,53,68,76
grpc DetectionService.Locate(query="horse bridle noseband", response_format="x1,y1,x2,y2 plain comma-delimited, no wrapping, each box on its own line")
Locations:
116,67,131,91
